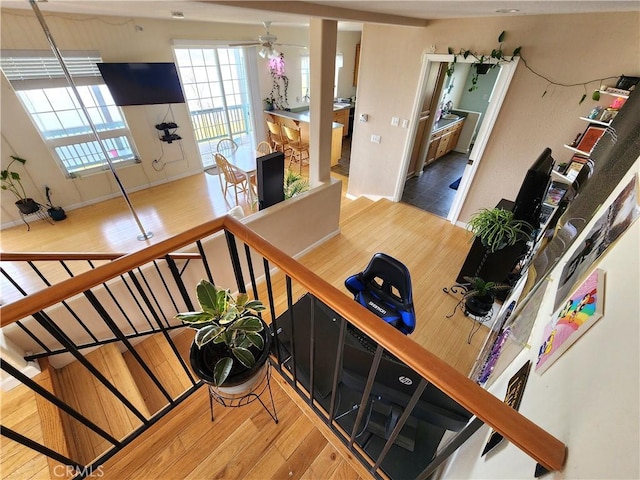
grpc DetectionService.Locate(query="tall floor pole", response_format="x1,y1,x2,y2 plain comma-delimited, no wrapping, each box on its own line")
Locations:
29,0,153,241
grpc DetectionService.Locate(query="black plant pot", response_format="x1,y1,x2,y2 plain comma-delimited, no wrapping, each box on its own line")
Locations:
465,294,494,317
475,63,492,75
189,319,272,387
15,198,40,215
47,206,67,221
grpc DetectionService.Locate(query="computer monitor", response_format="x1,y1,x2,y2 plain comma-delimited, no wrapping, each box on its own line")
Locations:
512,147,555,227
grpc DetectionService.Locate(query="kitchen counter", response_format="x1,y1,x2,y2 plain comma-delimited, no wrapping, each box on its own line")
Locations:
431,115,465,132
265,109,344,166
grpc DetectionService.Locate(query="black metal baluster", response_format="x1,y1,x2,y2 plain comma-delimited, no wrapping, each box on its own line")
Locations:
83,290,174,404
163,255,194,311
15,321,53,355
349,344,384,449
27,260,99,343
328,316,347,426
118,274,155,330
416,417,485,480
308,295,316,408
152,259,180,312
1,426,84,471
1,361,121,446
371,378,428,473
135,266,170,328
30,311,149,424
225,231,246,293
285,276,297,389
196,240,215,285
243,243,259,301
127,271,197,386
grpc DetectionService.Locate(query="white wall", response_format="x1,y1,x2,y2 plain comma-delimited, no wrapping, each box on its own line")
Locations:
348,13,640,220
442,160,640,479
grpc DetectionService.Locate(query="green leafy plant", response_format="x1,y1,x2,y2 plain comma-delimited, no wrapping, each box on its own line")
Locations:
284,169,309,199
462,276,511,299
467,207,532,253
176,280,266,386
447,31,521,92
1,155,29,201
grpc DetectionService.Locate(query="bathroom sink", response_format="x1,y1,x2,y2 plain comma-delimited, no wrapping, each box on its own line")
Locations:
442,113,460,120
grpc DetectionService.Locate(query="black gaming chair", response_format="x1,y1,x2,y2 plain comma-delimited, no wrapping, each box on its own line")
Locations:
344,253,416,335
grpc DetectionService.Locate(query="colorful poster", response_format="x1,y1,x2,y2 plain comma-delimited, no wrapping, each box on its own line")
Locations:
536,269,605,374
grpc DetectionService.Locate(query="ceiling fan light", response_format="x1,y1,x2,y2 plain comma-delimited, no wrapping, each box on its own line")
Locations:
259,47,269,59
268,48,280,59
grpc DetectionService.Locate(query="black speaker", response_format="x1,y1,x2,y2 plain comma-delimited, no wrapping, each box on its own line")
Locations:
257,151,285,210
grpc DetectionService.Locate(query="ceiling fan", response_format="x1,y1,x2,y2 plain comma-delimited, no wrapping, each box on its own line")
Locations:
230,21,307,59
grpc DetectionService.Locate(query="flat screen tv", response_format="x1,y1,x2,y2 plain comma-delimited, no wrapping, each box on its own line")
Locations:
97,62,185,106
512,147,555,227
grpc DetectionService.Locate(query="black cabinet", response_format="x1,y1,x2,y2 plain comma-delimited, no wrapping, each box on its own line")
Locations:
257,152,285,210
456,199,529,285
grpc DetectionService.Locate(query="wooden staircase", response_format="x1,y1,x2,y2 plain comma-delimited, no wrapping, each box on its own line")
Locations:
0,329,195,479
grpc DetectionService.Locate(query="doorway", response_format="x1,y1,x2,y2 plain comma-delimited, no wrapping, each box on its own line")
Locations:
398,54,520,224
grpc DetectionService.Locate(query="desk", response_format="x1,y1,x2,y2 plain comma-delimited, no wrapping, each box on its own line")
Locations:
225,146,262,206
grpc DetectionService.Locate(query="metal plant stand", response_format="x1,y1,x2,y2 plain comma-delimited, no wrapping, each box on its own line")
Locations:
207,362,278,424
18,204,53,231
443,283,494,343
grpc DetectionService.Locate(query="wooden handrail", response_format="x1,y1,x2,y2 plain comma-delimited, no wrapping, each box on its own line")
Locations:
0,215,567,472
0,216,225,327
0,252,201,261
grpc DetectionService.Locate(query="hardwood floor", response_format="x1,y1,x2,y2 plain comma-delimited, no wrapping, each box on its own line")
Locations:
1,167,488,479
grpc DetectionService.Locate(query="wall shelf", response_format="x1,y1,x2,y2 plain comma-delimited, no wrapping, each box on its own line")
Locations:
563,144,591,157
579,116,610,127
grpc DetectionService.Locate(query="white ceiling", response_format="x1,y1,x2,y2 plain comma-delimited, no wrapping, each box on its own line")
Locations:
2,0,638,31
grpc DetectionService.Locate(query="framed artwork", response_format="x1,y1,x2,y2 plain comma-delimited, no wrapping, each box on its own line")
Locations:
575,125,606,154
536,269,605,374
481,360,531,456
554,174,639,309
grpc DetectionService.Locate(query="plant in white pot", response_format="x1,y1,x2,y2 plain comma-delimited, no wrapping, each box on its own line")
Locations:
467,207,532,253
1,155,40,215
176,280,269,389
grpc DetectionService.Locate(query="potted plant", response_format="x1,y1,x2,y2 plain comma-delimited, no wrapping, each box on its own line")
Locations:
462,276,511,317
1,155,40,215
284,169,309,199
467,207,532,253
263,96,274,111
176,280,269,390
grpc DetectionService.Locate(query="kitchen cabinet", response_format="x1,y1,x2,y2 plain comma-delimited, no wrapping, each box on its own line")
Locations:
425,118,465,166
333,108,350,137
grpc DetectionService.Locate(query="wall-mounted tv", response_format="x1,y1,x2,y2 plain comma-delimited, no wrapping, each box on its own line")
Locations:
97,62,185,106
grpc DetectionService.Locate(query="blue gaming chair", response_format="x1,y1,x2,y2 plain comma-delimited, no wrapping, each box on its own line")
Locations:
344,253,416,335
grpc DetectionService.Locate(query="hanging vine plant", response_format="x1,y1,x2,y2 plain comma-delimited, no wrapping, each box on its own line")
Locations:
268,53,290,110
447,31,521,92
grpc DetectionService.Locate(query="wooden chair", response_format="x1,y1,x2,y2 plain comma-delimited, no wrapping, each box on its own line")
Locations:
216,138,238,156
214,153,251,204
256,141,273,156
283,125,309,174
266,120,289,155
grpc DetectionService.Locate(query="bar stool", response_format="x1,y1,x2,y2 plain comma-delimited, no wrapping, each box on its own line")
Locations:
283,125,309,174
266,120,289,155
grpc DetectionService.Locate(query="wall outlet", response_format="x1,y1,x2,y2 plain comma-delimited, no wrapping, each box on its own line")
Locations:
359,113,368,122
401,119,409,128
371,134,381,144
391,116,399,126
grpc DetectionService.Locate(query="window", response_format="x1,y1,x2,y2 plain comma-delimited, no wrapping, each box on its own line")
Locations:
300,53,343,100
174,47,253,168
0,51,139,177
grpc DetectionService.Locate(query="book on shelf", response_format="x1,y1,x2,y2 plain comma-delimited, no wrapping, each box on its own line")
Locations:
544,181,569,206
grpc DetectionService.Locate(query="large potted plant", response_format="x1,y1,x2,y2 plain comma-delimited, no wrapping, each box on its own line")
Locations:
284,169,309,199
462,276,511,317
467,207,532,253
1,155,40,215
176,280,269,390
